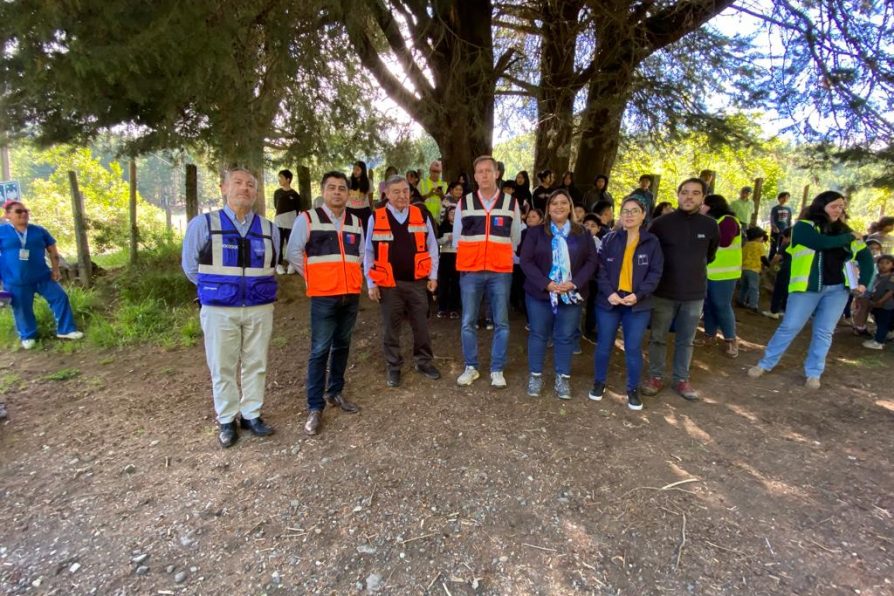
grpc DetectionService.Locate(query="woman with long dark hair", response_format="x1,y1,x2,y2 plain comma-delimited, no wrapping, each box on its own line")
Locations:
531,169,554,213
748,191,874,389
514,171,532,211
699,194,742,357
520,190,598,399
348,160,372,228
560,171,583,207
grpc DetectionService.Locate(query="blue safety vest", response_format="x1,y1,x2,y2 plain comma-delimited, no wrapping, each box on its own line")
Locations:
196,210,277,307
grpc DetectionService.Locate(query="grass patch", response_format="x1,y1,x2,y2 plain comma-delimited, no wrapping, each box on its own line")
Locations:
0,372,23,392
43,367,80,381
0,239,202,351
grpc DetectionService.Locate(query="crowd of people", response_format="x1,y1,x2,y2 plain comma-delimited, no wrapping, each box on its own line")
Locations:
172,157,891,448
0,156,888,445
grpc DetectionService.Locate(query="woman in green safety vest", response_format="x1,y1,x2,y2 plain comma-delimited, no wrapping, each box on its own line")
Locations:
748,191,873,389
700,194,743,358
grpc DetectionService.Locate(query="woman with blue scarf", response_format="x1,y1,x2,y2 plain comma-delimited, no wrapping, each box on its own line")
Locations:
520,189,599,399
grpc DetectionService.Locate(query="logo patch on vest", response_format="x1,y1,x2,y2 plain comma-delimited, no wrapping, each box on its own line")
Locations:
493,216,504,227
345,233,356,245
637,254,649,266
697,233,706,239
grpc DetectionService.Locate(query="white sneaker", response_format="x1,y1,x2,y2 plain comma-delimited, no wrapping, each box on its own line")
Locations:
747,365,767,378
862,339,884,350
456,366,480,386
805,377,821,389
286,264,296,275
490,371,507,388
21,339,36,350
761,310,780,320
56,331,84,340
275,264,286,275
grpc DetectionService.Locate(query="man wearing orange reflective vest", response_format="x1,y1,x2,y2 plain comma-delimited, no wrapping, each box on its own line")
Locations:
364,175,441,387
287,171,364,436
452,156,523,388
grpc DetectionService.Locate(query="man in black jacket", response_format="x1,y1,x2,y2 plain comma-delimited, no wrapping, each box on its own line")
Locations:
642,178,719,401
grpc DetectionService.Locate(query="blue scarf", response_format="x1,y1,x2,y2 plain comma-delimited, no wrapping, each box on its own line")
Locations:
549,221,583,313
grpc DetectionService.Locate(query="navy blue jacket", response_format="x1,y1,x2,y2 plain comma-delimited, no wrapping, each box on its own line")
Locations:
520,225,599,301
596,228,664,312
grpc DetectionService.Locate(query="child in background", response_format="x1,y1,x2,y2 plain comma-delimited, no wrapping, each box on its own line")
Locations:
739,227,768,312
436,206,460,318
862,254,894,350
762,227,791,319
582,214,602,344
851,237,882,336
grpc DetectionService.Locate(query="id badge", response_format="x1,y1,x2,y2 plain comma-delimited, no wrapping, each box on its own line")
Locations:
19,249,30,260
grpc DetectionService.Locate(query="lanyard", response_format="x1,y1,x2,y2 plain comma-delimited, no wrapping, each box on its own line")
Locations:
14,227,27,248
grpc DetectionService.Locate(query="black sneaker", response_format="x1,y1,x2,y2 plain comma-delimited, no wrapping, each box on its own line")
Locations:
588,381,605,401
627,389,643,411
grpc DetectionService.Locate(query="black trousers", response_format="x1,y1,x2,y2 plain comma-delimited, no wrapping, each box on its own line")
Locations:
380,280,434,371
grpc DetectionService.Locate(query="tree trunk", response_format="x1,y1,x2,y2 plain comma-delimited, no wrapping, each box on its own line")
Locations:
185,165,198,222
129,159,138,265
297,165,312,211
573,71,633,189
534,0,582,177
67,171,92,287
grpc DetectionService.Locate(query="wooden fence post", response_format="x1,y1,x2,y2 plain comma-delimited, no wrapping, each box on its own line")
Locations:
129,159,139,265
751,177,764,227
67,171,92,287
185,164,198,221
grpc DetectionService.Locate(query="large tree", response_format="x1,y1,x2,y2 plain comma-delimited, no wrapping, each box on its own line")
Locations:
340,0,517,181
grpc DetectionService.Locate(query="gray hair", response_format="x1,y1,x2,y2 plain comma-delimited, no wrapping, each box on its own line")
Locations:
223,167,258,186
384,175,409,190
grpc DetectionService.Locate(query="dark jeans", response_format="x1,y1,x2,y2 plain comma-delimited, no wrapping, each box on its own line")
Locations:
526,295,581,376
437,253,461,313
594,305,651,391
306,294,359,411
584,280,598,336
277,227,292,265
648,296,703,383
380,280,433,371
873,308,893,343
770,264,790,313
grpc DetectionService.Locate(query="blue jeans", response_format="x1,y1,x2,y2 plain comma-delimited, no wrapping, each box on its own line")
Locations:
460,272,511,371
648,296,704,382
704,279,737,340
525,295,581,376
306,295,359,411
739,270,760,309
758,284,849,378
594,306,651,391
9,279,78,340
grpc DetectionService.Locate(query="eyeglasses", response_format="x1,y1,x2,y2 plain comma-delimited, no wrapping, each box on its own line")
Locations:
11,209,29,214
620,209,642,216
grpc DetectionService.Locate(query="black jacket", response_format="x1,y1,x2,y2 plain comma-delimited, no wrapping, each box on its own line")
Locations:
648,209,719,301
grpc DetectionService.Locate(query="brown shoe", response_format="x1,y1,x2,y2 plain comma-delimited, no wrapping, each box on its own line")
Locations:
724,339,739,359
325,394,360,413
304,410,322,435
672,380,700,401
640,377,663,396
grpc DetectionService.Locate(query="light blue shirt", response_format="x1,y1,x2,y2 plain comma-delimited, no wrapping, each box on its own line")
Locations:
364,203,439,288
181,206,279,284
286,204,365,278
452,190,522,250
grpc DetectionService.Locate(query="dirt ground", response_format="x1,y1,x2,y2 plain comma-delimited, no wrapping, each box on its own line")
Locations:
1,276,892,595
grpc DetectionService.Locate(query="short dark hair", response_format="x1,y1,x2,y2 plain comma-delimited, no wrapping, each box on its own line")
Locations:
501,180,516,191
677,177,707,195
320,171,349,190
639,174,652,184
593,200,613,215
777,191,790,200
278,169,293,181
877,254,894,266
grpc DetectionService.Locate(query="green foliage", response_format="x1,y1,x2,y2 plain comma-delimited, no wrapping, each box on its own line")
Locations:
10,143,170,258
0,241,200,351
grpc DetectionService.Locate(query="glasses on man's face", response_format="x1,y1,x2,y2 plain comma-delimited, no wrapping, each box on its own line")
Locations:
620,209,642,216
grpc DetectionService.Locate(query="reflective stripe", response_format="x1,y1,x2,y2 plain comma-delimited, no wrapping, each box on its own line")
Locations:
789,248,813,258
710,266,742,273
459,235,511,245
307,254,362,264
198,264,276,277
790,275,809,283
371,233,394,241
407,225,427,233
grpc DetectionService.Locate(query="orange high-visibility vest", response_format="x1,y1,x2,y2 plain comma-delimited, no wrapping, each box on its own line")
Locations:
368,205,432,287
303,207,364,296
456,191,516,273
